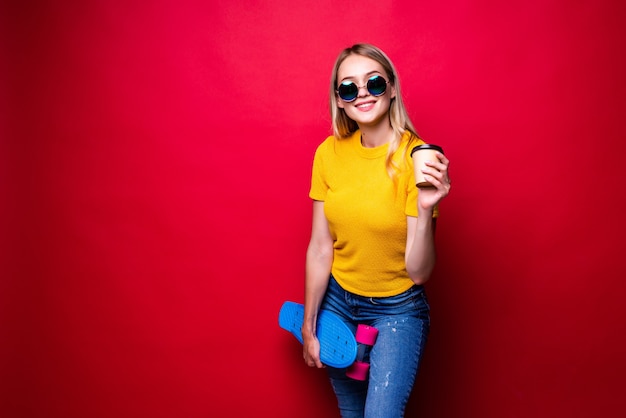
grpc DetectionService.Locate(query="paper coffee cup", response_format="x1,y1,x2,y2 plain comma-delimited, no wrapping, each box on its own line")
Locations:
411,144,444,188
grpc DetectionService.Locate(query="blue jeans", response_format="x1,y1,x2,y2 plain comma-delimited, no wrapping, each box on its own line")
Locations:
320,275,430,418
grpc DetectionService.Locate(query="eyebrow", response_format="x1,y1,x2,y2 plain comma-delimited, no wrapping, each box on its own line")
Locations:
339,70,382,83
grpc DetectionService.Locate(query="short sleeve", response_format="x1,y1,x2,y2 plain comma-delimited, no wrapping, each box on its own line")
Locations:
405,178,419,217
309,139,330,201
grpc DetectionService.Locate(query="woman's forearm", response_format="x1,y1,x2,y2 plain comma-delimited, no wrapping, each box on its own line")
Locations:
405,212,437,285
302,245,333,337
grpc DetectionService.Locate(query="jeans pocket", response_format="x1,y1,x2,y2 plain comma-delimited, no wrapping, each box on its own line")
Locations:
412,291,431,324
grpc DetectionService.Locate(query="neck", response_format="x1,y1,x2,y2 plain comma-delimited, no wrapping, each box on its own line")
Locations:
359,123,394,148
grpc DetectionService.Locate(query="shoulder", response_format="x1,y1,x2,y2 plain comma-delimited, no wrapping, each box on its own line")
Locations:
401,130,424,149
313,136,336,161
315,131,359,156
317,135,336,150
395,130,425,165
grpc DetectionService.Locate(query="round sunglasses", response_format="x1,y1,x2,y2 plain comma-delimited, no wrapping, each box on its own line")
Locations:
336,75,390,102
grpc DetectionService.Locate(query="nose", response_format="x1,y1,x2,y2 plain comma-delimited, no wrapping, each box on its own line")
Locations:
357,84,369,98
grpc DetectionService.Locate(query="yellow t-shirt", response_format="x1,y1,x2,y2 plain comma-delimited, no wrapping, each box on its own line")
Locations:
309,130,437,297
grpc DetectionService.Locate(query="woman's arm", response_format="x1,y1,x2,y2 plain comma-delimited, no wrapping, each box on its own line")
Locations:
405,214,436,284
405,152,451,284
302,200,334,368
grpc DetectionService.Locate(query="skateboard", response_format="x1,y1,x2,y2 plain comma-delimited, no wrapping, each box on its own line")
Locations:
279,301,378,377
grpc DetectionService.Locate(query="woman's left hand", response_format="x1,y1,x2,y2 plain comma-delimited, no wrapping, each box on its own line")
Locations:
417,152,451,211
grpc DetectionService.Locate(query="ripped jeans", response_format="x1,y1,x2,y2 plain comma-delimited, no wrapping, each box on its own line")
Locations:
320,275,430,418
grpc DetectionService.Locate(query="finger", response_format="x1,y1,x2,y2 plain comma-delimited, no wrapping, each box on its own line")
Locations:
424,158,449,174
435,151,449,165
421,166,445,184
303,347,324,368
423,157,451,185
304,355,324,368
421,169,451,194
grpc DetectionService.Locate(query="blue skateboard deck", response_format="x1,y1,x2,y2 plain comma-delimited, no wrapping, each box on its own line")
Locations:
279,301,357,369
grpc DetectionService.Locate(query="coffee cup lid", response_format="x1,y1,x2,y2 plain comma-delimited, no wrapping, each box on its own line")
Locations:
410,144,444,157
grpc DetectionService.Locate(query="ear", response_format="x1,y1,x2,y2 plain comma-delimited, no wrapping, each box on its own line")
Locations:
390,83,397,100
336,93,345,109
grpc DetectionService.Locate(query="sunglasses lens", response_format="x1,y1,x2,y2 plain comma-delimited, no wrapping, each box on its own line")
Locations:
367,75,387,96
337,82,358,101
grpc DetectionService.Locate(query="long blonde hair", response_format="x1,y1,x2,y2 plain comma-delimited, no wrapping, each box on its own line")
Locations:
330,43,420,179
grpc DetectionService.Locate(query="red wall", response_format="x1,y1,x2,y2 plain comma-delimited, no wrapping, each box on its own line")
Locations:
3,1,626,417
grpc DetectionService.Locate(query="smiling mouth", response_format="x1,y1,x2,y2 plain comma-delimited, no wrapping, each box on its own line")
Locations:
355,101,375,109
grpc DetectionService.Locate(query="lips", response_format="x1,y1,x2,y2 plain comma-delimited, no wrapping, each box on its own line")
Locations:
355,100,376,111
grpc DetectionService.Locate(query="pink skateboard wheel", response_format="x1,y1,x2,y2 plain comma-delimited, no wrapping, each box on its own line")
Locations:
345,324,378,380
346,361,370,381
355,324,378,346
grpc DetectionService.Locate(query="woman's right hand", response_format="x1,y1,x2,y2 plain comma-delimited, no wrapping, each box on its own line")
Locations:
302,331,324,368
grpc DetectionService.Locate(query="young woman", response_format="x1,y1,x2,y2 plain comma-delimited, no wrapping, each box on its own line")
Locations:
302,43,451,417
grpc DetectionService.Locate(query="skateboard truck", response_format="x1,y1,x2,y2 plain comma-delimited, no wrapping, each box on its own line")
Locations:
345,324,379,381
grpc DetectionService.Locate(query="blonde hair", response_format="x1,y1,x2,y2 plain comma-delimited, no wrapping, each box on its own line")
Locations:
330,43,420,179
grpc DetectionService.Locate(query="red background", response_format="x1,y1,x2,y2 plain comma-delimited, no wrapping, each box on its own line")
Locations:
3,1,626,417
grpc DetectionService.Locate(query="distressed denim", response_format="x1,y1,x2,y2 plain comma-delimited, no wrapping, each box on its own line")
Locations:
321,275,430,418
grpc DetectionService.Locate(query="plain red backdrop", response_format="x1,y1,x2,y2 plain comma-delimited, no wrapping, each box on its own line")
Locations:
2,0,626,417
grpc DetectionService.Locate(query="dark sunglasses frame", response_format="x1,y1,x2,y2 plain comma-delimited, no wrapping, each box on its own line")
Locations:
336,75,390,102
